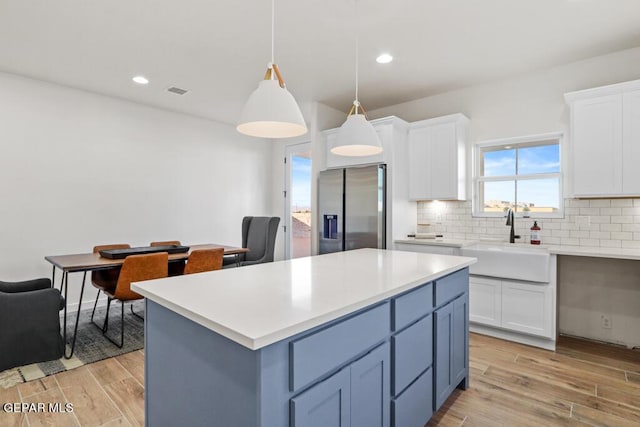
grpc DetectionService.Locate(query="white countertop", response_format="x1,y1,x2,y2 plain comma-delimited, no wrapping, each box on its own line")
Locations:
395,238,475,248
132,248,475,350
547,245,640,260
395,238,640,260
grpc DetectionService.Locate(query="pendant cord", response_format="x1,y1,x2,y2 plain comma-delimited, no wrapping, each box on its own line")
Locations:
354,0,359,113
271,0,275,65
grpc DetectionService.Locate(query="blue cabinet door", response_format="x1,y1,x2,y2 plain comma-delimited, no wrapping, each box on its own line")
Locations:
434,301,453,410
452,293,469,389
434,293,469,411
291,368,351,427
351,342,390,427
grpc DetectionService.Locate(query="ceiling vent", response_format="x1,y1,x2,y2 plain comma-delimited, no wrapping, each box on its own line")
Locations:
167,86,188,95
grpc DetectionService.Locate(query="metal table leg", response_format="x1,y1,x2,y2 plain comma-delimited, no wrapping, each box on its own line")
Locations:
62,271,87,359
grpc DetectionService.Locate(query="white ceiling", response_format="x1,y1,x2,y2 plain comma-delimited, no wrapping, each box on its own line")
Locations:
1,0,639,126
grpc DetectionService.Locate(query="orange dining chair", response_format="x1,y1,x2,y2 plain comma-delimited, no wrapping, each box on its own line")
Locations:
184,248,225,275
150,240,184,276
99,252,168,348
91,244,131,331
150,240,181,247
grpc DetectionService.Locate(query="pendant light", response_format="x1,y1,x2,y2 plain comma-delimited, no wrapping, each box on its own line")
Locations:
237,0,307,139
331,0,382,157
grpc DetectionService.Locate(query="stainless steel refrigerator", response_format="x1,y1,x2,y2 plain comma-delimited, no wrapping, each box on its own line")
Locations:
318,164,386,254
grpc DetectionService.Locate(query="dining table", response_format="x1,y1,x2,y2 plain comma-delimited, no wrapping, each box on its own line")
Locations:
45,243,248,358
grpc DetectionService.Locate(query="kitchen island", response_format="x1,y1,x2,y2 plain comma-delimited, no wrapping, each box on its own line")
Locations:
132,248,475,427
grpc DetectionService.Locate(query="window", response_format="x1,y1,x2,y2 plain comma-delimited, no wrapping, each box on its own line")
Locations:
473,133,562,217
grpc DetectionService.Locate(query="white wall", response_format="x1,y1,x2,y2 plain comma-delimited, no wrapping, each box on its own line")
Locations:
558,256,640,348
371,45,640,201
0,72,272,307
369,46,640,141
369,46,640,347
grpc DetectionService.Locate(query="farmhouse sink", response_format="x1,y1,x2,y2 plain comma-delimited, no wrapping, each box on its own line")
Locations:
460,243,550,283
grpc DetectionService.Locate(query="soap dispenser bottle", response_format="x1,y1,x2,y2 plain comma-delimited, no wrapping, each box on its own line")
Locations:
530,221,541,245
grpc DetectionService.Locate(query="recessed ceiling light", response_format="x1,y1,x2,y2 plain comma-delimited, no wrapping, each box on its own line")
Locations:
132,76,149,85
376,54,393,64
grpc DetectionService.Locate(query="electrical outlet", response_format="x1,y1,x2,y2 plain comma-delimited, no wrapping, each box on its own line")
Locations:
601,314,612,329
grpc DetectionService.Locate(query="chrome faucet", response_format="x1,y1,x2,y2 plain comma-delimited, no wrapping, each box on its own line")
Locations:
505,208,517,244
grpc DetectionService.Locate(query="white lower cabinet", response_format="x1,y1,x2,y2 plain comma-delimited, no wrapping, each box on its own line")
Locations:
501,280,553,338
468,276,501,327
469,275,553,339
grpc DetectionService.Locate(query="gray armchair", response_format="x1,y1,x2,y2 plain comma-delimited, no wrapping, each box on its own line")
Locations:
0,278,64,371
224,216,280,267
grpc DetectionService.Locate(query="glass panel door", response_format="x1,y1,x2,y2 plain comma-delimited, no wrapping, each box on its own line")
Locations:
285,143,312,259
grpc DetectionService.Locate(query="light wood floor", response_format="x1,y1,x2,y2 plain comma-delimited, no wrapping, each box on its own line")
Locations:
1,334,639,426
429,334,640,427
0,350,144,426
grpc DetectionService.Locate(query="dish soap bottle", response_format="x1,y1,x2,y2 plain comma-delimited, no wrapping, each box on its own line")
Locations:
530,221,541,245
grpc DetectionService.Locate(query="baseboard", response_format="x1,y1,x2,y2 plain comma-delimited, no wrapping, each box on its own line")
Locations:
558,328,640,350
470,323,556,351
559,331,640,350
64,295,111,312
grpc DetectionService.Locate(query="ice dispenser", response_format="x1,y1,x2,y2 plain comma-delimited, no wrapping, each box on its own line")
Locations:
323,215,338,239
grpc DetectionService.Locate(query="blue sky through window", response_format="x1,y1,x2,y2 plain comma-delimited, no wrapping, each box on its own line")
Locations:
518,145,560,174
483,149,515,176
483,145,559,176
481,143,560,210
291,156,311,211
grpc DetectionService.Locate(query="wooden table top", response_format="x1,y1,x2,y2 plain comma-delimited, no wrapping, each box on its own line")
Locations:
45,244,248,272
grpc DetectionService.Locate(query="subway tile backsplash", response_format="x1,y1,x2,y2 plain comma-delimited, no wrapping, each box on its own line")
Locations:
416,199,640,247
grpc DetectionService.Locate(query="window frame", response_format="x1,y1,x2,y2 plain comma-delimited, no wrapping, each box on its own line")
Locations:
472,132,564,219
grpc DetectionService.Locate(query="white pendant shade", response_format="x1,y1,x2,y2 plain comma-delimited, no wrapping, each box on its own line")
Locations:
332,113,383,156
237,79,307,139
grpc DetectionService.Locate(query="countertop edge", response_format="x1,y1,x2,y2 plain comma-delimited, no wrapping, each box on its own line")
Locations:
395,238,640,260
394,239,476,248
132,258,476,350
548,246,640,260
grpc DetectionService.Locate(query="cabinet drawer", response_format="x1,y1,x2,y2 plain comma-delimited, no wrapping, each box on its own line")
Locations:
392,283,433,331
435,268,468,307
290,302,390,392
392,314,432,396
391,367,433,427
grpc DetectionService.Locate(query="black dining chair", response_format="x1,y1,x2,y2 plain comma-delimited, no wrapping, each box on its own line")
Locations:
223,216,280,267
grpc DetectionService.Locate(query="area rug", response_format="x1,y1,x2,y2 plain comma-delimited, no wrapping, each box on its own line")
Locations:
0,301,145,389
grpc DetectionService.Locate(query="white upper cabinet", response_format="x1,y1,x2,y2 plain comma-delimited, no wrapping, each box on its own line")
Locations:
622,89,640,194
565,80,640,197
408,114,468,201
